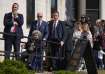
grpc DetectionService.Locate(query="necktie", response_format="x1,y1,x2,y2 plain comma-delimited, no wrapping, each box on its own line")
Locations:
37,21,41,30
13,18,16,32
12,25,16,32
11,18,16,32
52,23,56,38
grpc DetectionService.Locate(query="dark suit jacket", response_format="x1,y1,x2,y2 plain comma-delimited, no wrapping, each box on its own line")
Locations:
28,20,49,40
3,12,24,39
48,20,65,42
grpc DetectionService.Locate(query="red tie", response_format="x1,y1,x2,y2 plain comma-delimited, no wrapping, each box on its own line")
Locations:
13,25,16,32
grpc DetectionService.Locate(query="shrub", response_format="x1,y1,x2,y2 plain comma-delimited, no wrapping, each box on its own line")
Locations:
0,60,35,74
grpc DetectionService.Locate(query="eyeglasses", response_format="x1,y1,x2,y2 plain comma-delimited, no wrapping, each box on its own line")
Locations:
37,16,42,18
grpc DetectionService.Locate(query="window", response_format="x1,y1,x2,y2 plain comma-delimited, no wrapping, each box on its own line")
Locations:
51,0,57,18
86,0,99,24
26,0,35,27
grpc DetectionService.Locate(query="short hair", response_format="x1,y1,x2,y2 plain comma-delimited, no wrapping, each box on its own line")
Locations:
12,3,19,7
96,19,101,24
52,10,59,15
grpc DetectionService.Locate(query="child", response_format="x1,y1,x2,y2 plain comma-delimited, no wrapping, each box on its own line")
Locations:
97,48,105,69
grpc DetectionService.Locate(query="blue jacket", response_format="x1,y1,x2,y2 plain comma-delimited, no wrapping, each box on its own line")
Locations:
48,20,65,42
28,20,49,40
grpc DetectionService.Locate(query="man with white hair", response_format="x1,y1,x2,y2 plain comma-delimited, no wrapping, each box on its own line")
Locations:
28,12,48,72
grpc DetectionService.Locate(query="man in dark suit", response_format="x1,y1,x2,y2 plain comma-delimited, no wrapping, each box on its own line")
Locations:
3,3,24,60
47,11,65,70
28,12,48,41
28,12,48,71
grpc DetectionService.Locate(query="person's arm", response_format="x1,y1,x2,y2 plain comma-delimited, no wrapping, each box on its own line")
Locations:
3,13,13,27
87,31,93,47
14,14,24,27
73,31,77,39
100,50,105,55
43,22,49,41
28,22,34,42
60,21,66,46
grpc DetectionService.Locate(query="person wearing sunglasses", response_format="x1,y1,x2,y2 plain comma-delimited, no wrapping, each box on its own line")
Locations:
28,12,48,72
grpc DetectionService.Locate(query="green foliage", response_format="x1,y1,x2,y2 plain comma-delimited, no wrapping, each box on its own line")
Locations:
0,60,35,74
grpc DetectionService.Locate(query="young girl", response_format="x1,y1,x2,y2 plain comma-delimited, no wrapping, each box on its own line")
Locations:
73,22,82,39
73,22,82,49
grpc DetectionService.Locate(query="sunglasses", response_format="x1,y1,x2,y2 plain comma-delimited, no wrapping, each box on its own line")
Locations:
37,16,42,17
13,7,18,8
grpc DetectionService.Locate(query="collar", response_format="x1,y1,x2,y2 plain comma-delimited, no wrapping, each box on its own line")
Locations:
54,20,59,24
12,12,18,18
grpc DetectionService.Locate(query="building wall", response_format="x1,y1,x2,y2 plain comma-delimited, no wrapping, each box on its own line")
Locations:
100,0,105,19
35,0,51,21
0,0,66,61
57,0,66,20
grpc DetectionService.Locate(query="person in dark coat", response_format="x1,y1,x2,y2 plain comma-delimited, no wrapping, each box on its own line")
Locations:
28,12,49,72
47,11,66,70
3,3,24,60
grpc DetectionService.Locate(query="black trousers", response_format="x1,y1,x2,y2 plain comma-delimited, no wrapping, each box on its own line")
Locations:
68,40,98,74
47,39,65,70
4,35,21,60
83,42,98,74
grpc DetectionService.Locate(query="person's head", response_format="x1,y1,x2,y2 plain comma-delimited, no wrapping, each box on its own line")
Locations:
74,22,82,31
96,19,101,26
12,3,19,13
37,12,43,21
32,30,42,40
80,15,87,23
101,19,105,26
52,11,59,21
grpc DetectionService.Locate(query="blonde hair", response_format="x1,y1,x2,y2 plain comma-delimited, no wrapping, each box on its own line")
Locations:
81,23,90,32
74,22,82,31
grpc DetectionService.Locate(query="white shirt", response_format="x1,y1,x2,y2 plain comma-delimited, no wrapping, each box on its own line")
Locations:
73,30,93,47
10,13,18,32
73,30,81,39
37,20,42,27
98,50,105,59
53,20,58,28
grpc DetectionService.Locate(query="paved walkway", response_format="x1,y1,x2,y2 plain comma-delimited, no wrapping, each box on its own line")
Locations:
36,72,52,74
35,70,105,74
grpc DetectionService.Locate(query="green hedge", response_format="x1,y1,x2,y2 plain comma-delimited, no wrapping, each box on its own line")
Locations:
0,60,35,74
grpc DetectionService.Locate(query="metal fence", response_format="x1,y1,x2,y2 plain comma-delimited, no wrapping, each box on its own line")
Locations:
0,32,65,71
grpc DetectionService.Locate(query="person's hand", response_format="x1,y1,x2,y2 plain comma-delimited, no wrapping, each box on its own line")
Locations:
21,43,26,49
14,21,18,26
60,41,64,47
42,40,47,47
